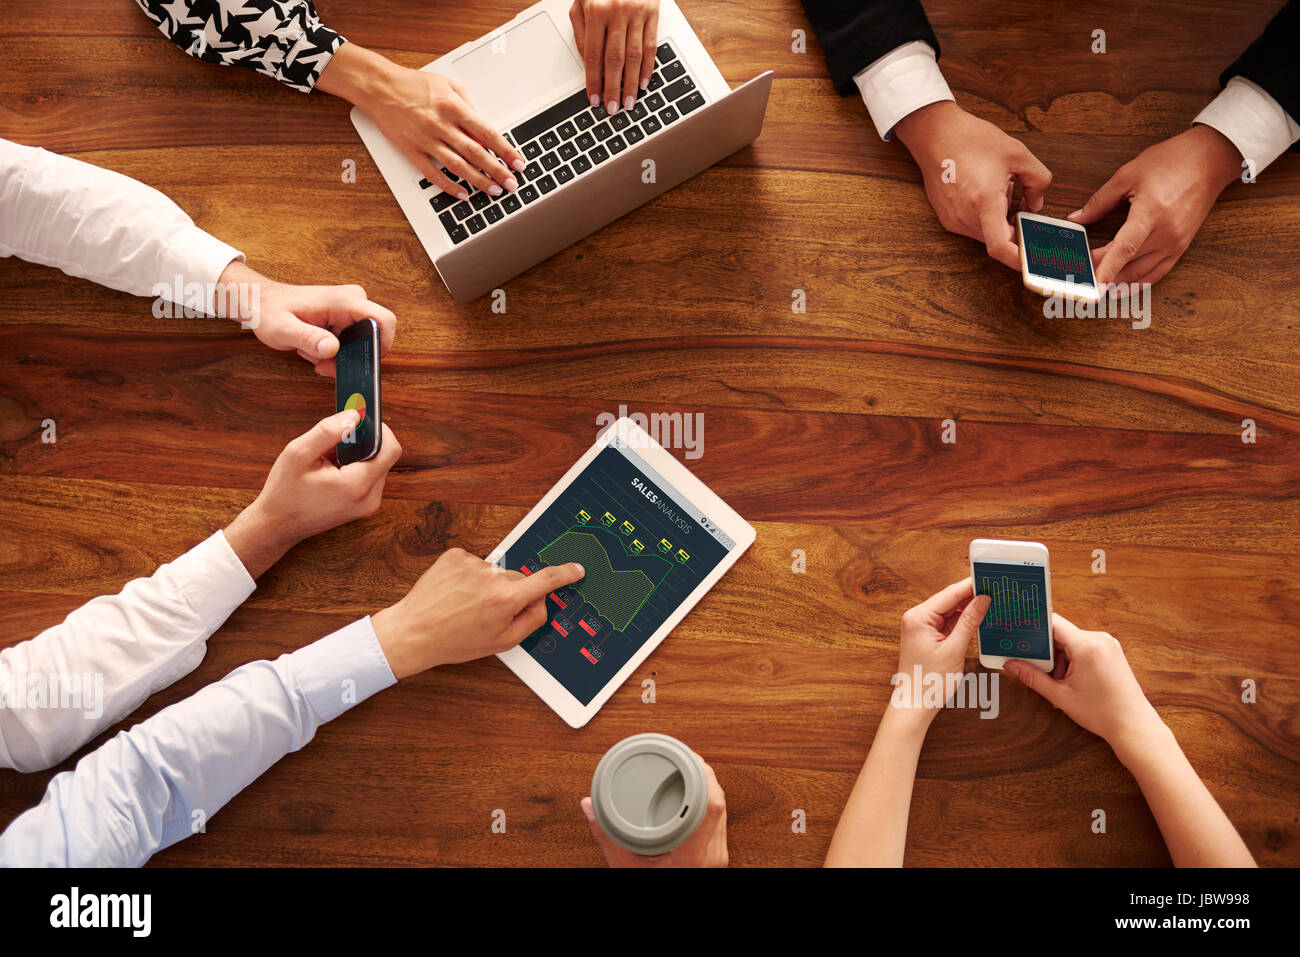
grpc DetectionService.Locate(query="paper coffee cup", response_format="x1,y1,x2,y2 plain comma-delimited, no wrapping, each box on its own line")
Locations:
590,733,709,856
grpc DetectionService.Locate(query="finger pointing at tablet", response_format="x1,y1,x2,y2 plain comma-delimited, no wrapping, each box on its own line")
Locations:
371,550,585,679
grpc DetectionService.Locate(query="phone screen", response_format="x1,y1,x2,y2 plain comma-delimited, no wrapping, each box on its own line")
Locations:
335,322,379,465
1021,218,1095,287
973,559,1051,660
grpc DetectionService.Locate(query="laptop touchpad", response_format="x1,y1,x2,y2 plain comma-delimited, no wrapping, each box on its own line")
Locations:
449,13,582,124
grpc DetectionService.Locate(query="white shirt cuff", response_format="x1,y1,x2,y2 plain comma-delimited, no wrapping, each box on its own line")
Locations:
287,616,396,724
161,224,244,316
172,531,257,633
1193,76,1300,176
853,40,954,141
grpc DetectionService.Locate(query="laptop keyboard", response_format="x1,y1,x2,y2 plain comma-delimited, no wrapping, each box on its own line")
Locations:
418,41,706,246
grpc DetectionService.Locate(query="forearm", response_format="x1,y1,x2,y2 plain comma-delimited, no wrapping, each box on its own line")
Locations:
0,139,241,314
223,497,301,581
133,0,344,94
0,533,254,772
1113,716,1256,867
825,706,931,867
316,42,403,110
0,618,395,867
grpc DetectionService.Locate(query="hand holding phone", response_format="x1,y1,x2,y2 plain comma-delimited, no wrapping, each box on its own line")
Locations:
1017,212,1100,304
335,318,382,465
970,538,1054,673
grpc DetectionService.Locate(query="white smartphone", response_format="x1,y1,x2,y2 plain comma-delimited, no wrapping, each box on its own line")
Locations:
969,538,1054,672
1016,211,1100,304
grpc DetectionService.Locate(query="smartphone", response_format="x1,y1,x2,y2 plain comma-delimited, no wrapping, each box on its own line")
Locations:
1016,212,1100,304
335,318,382,465
969,538,1054,672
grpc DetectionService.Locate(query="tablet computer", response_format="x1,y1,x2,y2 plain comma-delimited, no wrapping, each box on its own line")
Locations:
490,417,755,727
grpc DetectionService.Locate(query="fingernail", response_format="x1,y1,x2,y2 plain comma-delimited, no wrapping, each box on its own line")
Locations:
344,410,360,427
503,177,518,191
590,94,599,108
1067,209,1082,219
1002,665,1017,681
511,158,526,172
457,189,469,201
640,77,649,90
607,100,619,114
489,184,502,196
581,801,595,822
623,95,634,110
574,564,585,576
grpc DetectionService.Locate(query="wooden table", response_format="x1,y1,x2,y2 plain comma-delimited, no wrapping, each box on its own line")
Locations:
1,0,1297,867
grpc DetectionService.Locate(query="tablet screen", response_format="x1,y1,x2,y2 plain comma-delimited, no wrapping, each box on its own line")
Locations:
503,437,737,705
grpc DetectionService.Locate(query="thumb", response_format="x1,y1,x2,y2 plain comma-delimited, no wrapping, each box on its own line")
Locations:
1011,147,1052,213
1002,658,1068,709
291,316,339,362
287,409,361,465
949,594,991,646
581,797,621,862
1067,172,1127,225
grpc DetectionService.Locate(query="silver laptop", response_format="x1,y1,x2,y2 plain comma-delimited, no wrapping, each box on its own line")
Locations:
350,0,773,303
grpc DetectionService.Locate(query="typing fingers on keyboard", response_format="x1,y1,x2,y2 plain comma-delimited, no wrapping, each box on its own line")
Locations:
621,21,643,112
461,114,525,175
602,20,626,113
453,133,516,194
435,146,497,196
406,148,466,202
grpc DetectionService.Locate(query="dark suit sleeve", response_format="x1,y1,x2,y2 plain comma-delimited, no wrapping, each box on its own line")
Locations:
799,0,940,96
1220,0,1299,131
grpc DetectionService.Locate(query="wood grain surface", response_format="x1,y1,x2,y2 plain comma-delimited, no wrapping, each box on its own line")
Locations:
1,0,1297,867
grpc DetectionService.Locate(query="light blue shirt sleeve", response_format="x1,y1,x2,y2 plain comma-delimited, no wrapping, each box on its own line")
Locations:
0,616,395,867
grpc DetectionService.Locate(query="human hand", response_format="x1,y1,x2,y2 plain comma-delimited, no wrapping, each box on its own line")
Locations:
1068,125,1242,289
581,758,728,867
224,410,403,578
371,551,586,679
893,100,1053,270
217,261,396,377
1002,613,1163,754
570,0,659,114
894,578,990,725
317,43,524,198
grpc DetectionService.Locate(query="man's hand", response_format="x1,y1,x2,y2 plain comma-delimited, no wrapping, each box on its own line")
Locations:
224,410,403,578
895,578,990,725
1068,124,1242,289
894,101,1053,270
570,0,659,114
217,261,396,377
317,43,524,198
371,551,586,679
581,758,728,867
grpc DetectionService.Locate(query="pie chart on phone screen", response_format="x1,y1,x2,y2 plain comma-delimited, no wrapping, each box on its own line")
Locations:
344,392,367,421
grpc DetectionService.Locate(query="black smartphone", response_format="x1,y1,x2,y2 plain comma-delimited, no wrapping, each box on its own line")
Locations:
335,318,381,465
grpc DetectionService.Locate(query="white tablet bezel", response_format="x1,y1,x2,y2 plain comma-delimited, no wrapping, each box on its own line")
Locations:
489,417,755,728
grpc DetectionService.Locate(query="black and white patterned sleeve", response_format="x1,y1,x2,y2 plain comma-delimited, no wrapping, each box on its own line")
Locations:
134,0,345,93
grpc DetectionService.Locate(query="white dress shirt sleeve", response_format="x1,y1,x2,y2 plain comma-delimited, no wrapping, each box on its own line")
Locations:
0,617,396,867
0,531,255,773
1193,76,1300,175
852,39,955,141
0,138,244,314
